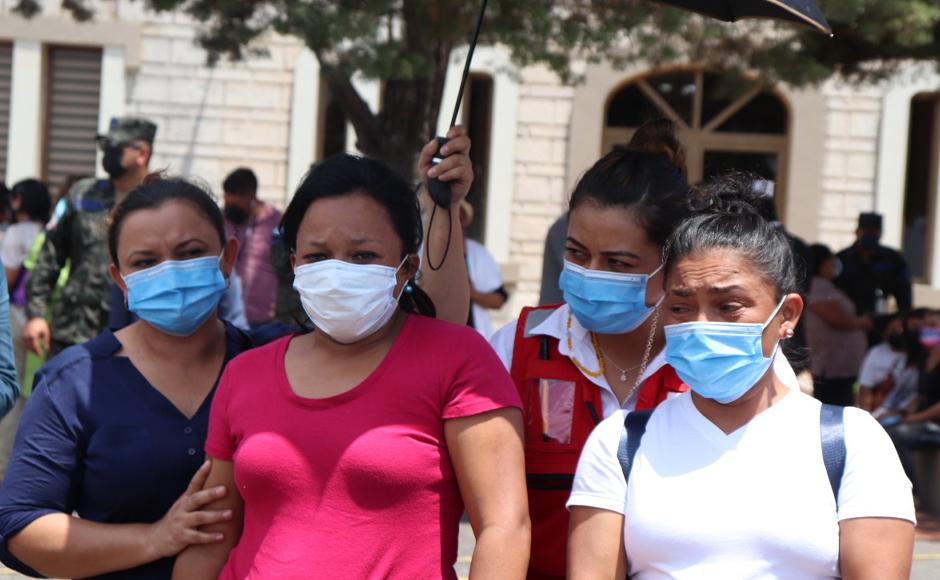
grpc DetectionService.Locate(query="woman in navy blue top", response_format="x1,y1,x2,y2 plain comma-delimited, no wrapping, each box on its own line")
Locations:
0,176,252,579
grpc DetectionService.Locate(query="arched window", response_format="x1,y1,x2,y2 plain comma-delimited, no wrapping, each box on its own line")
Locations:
604,69,790,207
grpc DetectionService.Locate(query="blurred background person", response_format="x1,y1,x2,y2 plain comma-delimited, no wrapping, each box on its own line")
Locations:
0,179,52,479
806,243,870,406
539,214,567,306
461,201,508,338
24,117,156,356
223,168,281,330
835,212,912,331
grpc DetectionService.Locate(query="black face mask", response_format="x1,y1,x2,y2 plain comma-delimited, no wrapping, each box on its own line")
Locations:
888,332,906,350
224,205,250,225
102,144,127,179
859,233,880,250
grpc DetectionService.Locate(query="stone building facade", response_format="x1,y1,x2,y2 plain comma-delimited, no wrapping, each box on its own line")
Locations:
2,4,939,329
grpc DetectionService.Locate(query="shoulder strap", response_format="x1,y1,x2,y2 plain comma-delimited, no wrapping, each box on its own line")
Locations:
617,409,654,483
819,404,846,505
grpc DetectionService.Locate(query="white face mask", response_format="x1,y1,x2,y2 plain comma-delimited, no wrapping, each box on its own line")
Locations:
293,257,408,344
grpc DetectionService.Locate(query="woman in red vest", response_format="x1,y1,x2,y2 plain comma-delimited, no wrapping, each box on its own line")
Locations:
484,119,693,578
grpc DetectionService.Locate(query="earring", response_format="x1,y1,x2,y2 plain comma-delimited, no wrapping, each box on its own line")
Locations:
784,328,795,339
404,284,414,294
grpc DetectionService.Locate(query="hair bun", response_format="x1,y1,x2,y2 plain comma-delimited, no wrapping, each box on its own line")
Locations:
694,171,777,221
624,117,686,175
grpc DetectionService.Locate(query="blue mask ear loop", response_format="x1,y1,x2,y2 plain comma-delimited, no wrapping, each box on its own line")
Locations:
646,263,666,309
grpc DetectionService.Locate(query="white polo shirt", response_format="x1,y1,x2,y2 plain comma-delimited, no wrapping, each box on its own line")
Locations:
489,304,798,418
567,360,916,579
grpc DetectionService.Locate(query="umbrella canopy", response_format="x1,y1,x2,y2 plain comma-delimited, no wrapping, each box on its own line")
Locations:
650,0,831,34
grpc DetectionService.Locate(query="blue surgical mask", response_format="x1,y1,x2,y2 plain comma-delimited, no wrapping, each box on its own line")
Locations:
123,255,227,336
664,298,786,404
558,260,663,334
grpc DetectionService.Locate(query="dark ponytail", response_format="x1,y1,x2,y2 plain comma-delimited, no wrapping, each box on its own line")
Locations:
569,118,692,248
280,154,436,319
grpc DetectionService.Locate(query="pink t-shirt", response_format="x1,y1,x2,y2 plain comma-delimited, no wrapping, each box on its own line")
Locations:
205,314,522,579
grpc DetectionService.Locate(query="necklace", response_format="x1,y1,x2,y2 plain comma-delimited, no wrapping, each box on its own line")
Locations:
602,351,644,383
566,312,605,378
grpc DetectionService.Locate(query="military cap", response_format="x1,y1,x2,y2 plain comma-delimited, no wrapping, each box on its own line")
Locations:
858,212,883,230
96,117,157,147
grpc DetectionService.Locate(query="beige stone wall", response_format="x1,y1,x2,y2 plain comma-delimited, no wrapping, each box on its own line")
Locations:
490,66,573,329
121,8,303,207
816,82,884,252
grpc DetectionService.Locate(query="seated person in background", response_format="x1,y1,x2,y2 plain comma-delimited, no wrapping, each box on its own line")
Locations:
858,315,907,411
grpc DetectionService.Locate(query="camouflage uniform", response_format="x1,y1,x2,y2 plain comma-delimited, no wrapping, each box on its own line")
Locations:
25,117,156,352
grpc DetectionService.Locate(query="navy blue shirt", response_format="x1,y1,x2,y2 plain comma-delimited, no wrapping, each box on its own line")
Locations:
0,323,252,579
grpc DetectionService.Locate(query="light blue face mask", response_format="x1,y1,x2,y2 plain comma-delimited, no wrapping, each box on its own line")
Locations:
123,255,227,336
558,260,663,334
664,298,786,404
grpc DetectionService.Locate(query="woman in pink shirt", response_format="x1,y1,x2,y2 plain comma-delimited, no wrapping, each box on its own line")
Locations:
173,151,530,579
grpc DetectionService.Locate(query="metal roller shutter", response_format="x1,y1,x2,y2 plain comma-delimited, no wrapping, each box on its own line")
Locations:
0,44,12,184
44,46,102,195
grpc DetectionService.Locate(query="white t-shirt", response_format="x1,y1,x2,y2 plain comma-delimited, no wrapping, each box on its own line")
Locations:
568,383,915,579
466,238,504,338
0,221,42,269
857,343,906,390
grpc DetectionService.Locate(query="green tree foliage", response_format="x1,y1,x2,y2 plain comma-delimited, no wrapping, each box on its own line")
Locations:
15,0,940,175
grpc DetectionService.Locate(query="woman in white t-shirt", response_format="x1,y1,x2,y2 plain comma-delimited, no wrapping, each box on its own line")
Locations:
567,176,915,579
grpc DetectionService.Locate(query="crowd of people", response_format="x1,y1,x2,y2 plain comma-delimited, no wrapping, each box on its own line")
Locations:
0,113,923,579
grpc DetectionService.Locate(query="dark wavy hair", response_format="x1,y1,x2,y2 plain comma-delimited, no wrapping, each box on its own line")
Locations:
569,118,693,248
108,173,225,267
280,154,435,318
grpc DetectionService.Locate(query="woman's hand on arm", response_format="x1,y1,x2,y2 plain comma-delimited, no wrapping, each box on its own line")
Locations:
839,517,914,580
568,506,627,580
470,287,508,310
810,301,868,332
417,126,473,325
172,457,243,580
9,461,231,578
445,407,530,579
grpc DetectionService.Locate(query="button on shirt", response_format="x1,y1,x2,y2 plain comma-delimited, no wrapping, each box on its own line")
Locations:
0,324,253,579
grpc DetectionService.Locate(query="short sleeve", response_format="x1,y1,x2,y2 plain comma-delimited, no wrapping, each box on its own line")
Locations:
487,320,518,371
467,241,503,294
857,347,890,389
441,328,521,420
808,278,840,305
567,410,628,515
0,369,84,572
0,229,18,268
837,408,916,524
204,369,236,460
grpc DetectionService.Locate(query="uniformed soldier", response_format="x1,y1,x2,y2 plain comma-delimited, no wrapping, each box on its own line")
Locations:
835,212,913,319
23,117,157,356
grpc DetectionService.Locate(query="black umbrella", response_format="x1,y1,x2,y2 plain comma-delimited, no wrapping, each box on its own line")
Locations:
651,0,831,35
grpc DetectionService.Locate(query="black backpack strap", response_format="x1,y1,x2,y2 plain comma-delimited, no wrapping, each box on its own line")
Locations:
617,409,654,483
819,404,846,505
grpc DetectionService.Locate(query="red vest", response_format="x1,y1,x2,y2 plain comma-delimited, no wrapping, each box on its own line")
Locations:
510,305,687,579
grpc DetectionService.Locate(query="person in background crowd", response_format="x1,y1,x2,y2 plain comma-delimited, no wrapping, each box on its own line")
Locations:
0,179,52,478
461,201,508,338
222,168,282,329
0,184,12,246
539,214,568,306
836,212,912,322
444,118,700,578
885,311,940,493
172,152,528,579
858,315,910,412
24,117,157,356
568,179,915,580
0,175,251,579
806,243,870,406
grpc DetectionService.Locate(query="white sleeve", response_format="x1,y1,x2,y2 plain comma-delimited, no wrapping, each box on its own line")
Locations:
467,241,504,294
567,410,629,515
836,408,916,524
857,347,888,389
0,226,23,268
487,320,518,371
